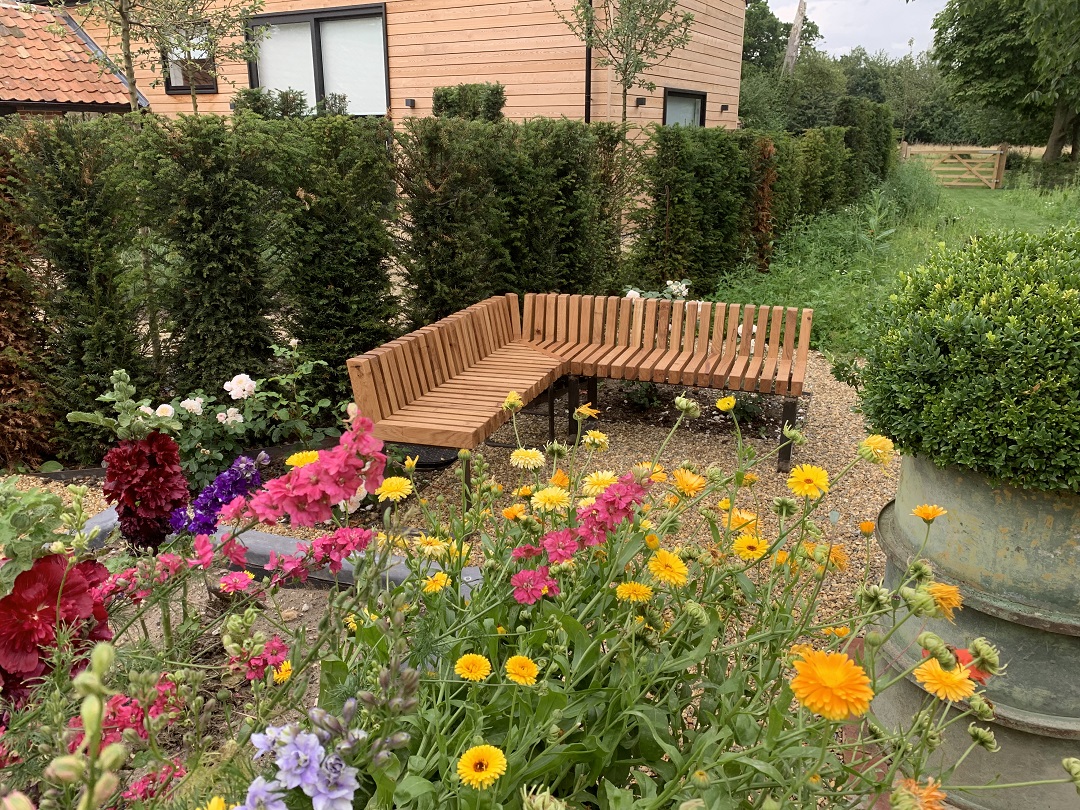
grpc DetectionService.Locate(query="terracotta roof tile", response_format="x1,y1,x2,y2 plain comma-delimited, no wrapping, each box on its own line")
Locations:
0,2,129,107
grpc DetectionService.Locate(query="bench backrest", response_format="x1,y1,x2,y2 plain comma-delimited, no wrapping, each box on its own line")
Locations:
521,293,813,396
347,295,522,421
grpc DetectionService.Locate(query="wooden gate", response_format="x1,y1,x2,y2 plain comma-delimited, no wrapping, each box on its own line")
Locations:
900,143,1007,189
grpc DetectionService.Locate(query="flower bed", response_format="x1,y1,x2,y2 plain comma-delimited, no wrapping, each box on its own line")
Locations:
1,395,1076,809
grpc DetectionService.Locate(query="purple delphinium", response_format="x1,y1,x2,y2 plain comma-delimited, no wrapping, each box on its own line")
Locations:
242,777,287,810
275,730,324,792
308,754,360,810
170,453,267,534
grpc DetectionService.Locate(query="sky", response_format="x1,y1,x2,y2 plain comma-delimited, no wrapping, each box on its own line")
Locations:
771,0,951,58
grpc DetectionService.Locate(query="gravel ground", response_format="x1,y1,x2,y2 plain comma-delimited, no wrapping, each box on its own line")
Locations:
8,351,897,619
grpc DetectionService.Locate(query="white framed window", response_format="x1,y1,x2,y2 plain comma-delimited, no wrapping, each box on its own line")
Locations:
249,4,388,115
664,89,707,127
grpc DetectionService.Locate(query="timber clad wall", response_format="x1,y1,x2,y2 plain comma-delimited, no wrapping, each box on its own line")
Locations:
75,0,744,126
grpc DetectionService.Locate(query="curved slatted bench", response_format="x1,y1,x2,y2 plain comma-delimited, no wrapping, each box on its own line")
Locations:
347,292,813,471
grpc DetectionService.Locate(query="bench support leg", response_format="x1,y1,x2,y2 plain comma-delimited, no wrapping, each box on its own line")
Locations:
547,385,556,443
567,375,580,436
777,397,798,473
588,376,598,408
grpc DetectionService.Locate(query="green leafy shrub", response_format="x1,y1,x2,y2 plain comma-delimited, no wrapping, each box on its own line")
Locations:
277,116,397,403
860,228,1080,491
432,82,506,121
796,126,849,216
834,96,895,201
0,115,149,464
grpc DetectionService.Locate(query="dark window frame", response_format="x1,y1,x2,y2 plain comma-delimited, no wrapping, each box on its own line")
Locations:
246,2,390,114
663,88,707,127
162,29,219,95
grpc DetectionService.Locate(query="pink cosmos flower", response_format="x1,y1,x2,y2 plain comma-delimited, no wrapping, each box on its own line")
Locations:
541,529,579,564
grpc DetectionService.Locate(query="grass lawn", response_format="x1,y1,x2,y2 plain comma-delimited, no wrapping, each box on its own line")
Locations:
941,186,1077,232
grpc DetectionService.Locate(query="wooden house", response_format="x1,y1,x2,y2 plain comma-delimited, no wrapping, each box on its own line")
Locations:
73,0,746,127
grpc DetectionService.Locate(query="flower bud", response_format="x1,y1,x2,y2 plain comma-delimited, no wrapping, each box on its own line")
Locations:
901,587,937,618
864,631,886,649
759,799,781,810
91,773,119,807
98,743,128,771
0,792,35,810
908,560,933,585
682,600,709,628
546,441,569,459
674,395,701,418
521,787,569,810
90,643,114,677
80,696,103,735
855,584,892,612
690,769,711,788
457,449,471,461
968,724,999,752
782,424,806,446
772,497,798,518
969,637,1002,676
916,632,957,669
967,693,995,721
73,672,103,698
384,732,411,749
45,755,85,784
1062,757,1080,793
357,690,378,709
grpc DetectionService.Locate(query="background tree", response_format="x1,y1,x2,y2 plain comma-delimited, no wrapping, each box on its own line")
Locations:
66,0,144,111
742,0,821,71
553,0,694,121
1023,0,1080,160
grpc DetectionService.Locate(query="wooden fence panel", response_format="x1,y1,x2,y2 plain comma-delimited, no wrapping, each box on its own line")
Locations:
900,142,1007,189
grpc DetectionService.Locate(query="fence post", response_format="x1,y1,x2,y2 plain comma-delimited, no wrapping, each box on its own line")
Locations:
993,144,1008,189
900,140,910,160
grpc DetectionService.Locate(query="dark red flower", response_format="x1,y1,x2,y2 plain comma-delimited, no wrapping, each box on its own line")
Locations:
103,432,189,551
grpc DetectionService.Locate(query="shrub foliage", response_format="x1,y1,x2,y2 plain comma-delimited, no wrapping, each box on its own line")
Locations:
432,82,507,121
860,229,1080,492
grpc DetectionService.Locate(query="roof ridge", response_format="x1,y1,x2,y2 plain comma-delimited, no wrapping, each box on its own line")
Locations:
0,1,59,15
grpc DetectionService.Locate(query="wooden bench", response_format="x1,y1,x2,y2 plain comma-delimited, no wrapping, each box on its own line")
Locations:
347,293,813,471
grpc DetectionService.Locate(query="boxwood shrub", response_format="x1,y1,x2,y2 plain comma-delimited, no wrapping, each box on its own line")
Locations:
860,228,1080,492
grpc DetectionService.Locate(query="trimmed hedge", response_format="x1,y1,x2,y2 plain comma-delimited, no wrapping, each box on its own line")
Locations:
860,229,1080,492
432,83,506,121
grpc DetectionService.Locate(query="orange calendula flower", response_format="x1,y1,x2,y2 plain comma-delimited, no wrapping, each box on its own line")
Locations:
504,655,539,686
740,472,759,487
502,503,526,521
454,654,492,682
513,485,533,498
457,745,507,790
821,626,851,638
502,391,524,412
914,657,976,702
859,434,895,465
773,549,790,566
891,777,947,810
615,581,653,602
644,533,661,550
789,643,815,659
636,462,668,483
549,468,570,488
717,497,732,511
912,504,947,524
648,549,689,587
826,543,849,572
787,465,830,499
672,468,707,498
859,520,876,537
733,534,768,561
726,509,757,534
665,493,680,508
927,582,963,622
790,650,874,721
574,402,601,420
422,571,450,594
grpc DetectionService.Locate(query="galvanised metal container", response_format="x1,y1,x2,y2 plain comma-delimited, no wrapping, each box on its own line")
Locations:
873,455,1080,810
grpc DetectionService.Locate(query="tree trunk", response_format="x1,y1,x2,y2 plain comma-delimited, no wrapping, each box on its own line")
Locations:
1042,101,1077,163
621,87,627,123
189,72,199,115
119,0,139,112
1070,116,1080,162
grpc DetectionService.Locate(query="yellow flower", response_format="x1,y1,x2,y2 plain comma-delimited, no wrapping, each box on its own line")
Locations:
446,542,471,560
549,468,570,488
790,650,874,721
859,434,895,465
725,509,757,534
644,533,660,550
648,549,689,587
284,450,319,468
404,455,418,472
615,581,654,602
454,653,492,682
502,503,527,521
665,493,680,508
422,571,451,594
773,549,790,566
272,660,293,684
733,534,768,561
457,744,507,790
503,391,524,412
582,470,618,497
505,655,539,686
672,468,707,498
825,543,849,572
577,497,596,508
376,476,413,503
716,395,736,412
740,472,758,487
639,518,652,530
583,430,609,451
344,614,357,631
531,486,570,512
914,657,976,701
637,462,668,483
859,520,876,537
927,582,963,622
513,485,533,498
496,625,506,634
821,626,851,638
787,464,830,499
197,798,229,810
912,504,947,524
574,402,600,420
416,534,449,559
510,448,545,470
717,497,731,510
891,777,948,810
789,643,815,659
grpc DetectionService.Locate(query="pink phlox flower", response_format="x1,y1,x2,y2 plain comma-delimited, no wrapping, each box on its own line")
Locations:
511,544,542,560
220,533,249,567
576,474,650,547
219,571,253,593
189,534,214,569
121,760,186,801
219,495,252,525
267,551,310,585
511,565,559,605
154,553,184,583
541,529,579,564
312,527,372,574
241,635,290,681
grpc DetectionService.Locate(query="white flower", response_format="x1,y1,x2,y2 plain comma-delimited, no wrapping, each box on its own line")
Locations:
288,338,299,348
179,397,204,415
223,374,256,400
217,407,243,425
625,289,641,299
155,404,175,418
138,406,153,416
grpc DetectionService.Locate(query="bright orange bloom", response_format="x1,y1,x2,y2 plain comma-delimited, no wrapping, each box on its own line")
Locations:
912,504,947,524
790,650,874,721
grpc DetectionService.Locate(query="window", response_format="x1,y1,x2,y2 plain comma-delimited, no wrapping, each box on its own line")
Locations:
663,89,706,127
164,29,218,95
249,4,388,116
